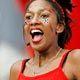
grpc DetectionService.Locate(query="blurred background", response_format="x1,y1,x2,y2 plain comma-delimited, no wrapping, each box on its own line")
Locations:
0,0,80,80
0,0,26,80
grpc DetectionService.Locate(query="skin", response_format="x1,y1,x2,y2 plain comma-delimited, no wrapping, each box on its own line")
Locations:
10,0,80,80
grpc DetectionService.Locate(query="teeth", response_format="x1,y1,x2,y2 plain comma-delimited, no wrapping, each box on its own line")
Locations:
31,30,42,34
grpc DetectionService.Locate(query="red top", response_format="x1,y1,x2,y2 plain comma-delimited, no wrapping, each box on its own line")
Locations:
18,51,71,80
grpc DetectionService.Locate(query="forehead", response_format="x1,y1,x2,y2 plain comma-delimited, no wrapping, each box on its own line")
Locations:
27,0,54,12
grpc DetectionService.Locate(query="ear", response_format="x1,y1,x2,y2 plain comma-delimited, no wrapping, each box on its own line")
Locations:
56,23,64,34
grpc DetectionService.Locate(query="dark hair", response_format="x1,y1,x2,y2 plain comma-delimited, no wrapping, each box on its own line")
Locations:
25,0,74,48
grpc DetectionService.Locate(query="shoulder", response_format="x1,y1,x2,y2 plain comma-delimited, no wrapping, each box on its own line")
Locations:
67,49,80,78
9,60,22,80
68,49,80,63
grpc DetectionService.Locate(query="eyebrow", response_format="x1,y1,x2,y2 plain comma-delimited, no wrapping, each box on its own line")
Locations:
26,8,53,14
44,8,53,13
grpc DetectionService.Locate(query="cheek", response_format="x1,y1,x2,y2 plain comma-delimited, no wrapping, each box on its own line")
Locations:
44,26,53,39
49,19,58,33
44,20,56,33
44,22,57,40
24,25,30,40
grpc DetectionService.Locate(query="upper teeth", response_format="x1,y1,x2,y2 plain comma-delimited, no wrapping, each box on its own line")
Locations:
31,30,42,34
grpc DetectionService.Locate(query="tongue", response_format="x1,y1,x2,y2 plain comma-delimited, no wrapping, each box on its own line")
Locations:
32,35,42,43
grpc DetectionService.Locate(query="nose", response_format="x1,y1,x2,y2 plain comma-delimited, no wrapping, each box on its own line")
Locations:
30,15,40,26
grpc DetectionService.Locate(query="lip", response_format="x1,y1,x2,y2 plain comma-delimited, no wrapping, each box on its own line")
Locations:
30,27,44,43
30,27,43,33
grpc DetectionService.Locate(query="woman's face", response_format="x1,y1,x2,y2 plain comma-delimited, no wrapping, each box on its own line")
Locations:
24,0,63,51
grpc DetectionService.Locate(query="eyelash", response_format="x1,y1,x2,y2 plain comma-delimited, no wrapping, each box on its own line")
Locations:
25,14,49,20
40,14,49,19
25,16,33,20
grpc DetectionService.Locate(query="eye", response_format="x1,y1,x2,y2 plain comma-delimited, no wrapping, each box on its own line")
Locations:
25,15,33,20
40,14,48,19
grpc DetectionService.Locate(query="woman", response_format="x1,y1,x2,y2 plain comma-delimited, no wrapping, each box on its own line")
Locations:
10,0,80,80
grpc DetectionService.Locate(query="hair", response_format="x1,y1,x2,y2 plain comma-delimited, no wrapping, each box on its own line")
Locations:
25,0,73,48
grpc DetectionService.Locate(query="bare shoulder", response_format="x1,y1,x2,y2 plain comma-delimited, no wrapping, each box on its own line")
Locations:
68,49,80,79
68,49,80,62
9,60,22,80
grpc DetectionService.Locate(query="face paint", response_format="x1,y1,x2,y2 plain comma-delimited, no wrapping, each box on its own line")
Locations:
25,21,29,25
42,18,48,24
24,20,31,26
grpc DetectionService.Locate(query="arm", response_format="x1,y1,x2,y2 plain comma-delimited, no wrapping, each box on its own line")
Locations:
9,61,22,80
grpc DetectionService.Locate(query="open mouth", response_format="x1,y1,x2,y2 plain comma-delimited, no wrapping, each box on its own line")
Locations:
30,28,44,43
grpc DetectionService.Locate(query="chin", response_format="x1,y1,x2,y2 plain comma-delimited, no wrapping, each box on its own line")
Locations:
31,43,47,52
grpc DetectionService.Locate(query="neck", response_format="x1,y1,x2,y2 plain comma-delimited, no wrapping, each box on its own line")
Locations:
33,46,61,67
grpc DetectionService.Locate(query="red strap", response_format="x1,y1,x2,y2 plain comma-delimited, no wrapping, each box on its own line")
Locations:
59,50,72,67
20,59,27,73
